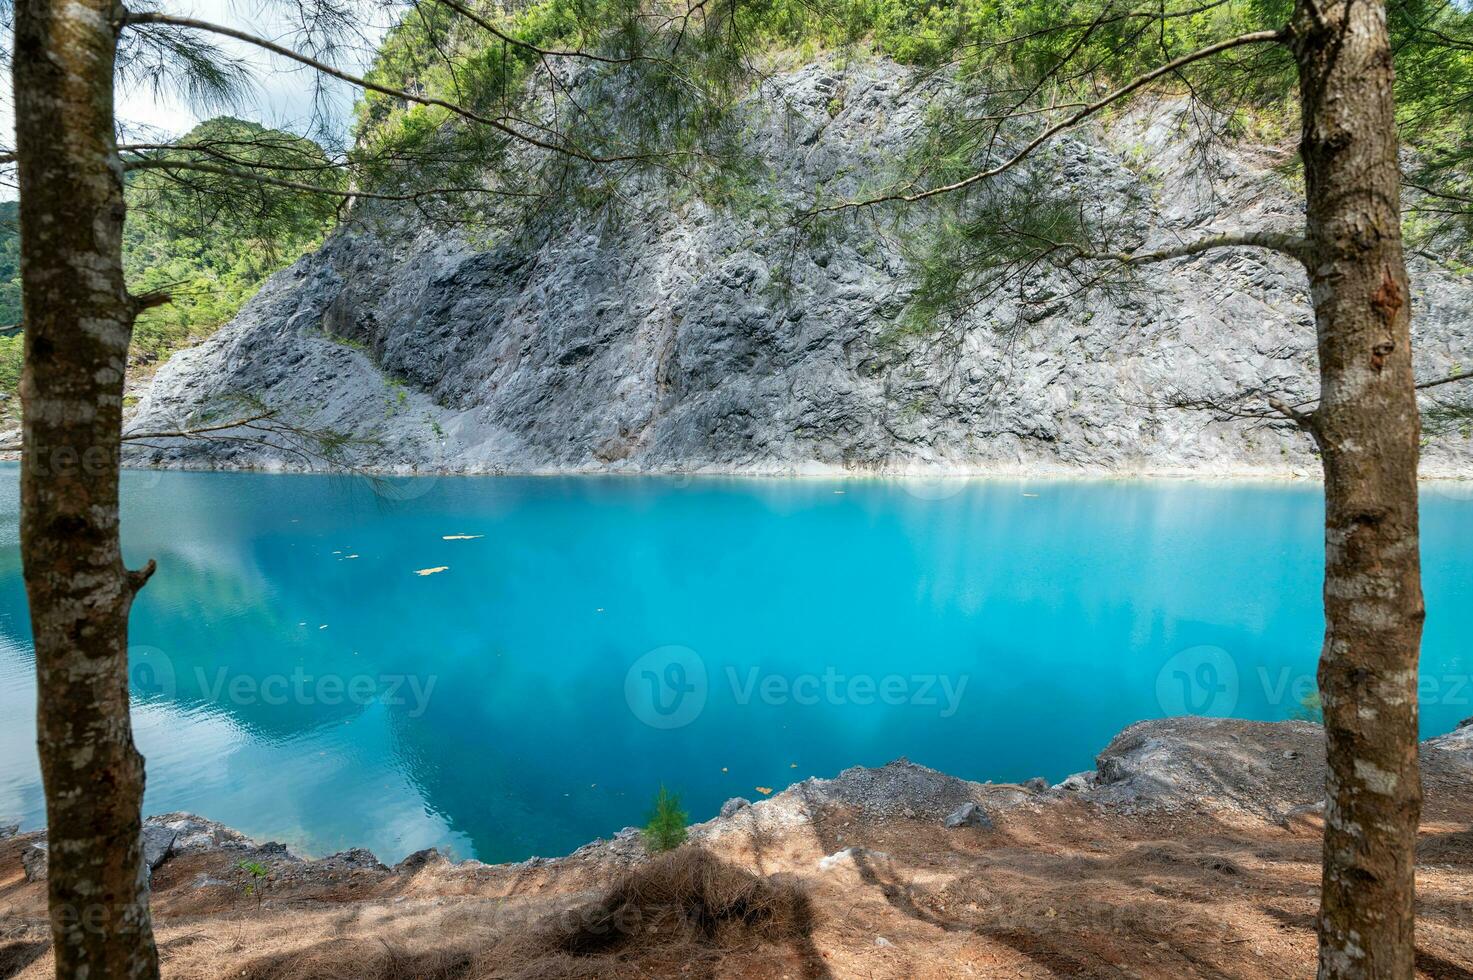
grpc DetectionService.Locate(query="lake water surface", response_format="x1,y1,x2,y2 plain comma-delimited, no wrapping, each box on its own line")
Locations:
0,467,1469,863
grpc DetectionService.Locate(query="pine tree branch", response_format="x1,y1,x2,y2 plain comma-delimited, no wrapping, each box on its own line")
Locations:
809,27,1288,214
1166,368,1473,436
125,559,157,596
1403,179,1473,206
118,412,278,441
1268,396,1317,433
426,0,661,66
954,0,1236,58
120,141,347,174
0,411,282,452
1416,368,1473,391
121,11,651,165
1073,231,1312,266
122,157,532,203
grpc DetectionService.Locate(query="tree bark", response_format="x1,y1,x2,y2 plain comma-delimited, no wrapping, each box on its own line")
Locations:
12,0,161,976
1291,2,1425,977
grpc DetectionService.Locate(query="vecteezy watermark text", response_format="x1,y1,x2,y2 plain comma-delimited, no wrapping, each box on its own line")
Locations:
1155,644,1472,718
131,646,438,716
625,645,969,728
725,666,968,716
195,667,437,717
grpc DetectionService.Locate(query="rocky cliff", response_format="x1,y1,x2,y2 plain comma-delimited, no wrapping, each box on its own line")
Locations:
126,57,1473,476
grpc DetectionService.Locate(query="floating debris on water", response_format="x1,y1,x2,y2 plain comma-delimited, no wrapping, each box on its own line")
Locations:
755,786,773,795
415,566,450,577
442,534,484,541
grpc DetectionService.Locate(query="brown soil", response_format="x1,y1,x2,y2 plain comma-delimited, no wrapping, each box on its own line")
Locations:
4,719,1472,979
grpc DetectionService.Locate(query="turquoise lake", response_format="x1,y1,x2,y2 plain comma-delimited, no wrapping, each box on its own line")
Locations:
0,467,1469,863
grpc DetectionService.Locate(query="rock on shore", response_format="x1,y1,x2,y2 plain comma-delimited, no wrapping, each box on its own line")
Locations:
7,716,1469,884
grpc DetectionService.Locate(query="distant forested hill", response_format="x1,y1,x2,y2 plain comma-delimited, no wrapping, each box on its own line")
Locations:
0,201,22,407
0,118,335,419
0,202,19,327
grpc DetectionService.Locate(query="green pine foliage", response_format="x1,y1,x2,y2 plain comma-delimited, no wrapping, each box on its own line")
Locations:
642,785,689,853
344,0,1473,338
852,0,1473,332
351,0,776,230
1291,690,1325,724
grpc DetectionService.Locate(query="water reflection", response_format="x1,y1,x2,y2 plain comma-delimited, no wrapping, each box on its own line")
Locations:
0,467,1467,863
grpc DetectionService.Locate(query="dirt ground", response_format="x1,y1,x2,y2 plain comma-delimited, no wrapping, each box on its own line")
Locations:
3,720,1472,979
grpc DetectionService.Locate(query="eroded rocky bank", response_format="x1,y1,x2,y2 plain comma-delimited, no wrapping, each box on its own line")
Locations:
4,716,1472,978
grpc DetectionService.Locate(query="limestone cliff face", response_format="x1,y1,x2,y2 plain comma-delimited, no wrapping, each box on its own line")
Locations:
127,58,1473,476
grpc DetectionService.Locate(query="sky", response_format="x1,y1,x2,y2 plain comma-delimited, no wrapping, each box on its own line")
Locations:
114,0,395,137
1,0,399,197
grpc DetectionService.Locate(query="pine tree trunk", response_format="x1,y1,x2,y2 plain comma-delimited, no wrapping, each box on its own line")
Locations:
1292,2,1425,977
12,0,161,976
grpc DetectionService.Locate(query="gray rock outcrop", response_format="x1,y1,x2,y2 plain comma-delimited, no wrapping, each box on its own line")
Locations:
719,797,752,817
317,848,389,872
942,802,995,829
1087,716,1327,816
21,842,46,882
689,714,1473,849
393,847,448,873
125,58,1473,477
141,825,176,877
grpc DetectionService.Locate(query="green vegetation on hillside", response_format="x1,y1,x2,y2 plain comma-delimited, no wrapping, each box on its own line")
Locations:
0,203,22,405
350,0,1473,264
123,117,340,359
0,202,20,329
0,118,336,411
354,0,1471,152
3,0,1470,417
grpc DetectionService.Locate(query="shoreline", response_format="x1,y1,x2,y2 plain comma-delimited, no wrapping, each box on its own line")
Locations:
4,436,1473,483
6,714,1471,872
76,458,1473,484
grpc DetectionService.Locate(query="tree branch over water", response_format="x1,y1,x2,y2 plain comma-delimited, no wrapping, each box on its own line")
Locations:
123,158,534,208
1069,230,1312,266
0,403,372,464
1163,367,1473,434
807,27,1287,215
